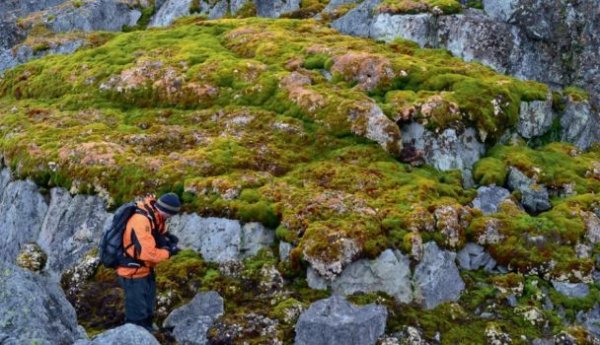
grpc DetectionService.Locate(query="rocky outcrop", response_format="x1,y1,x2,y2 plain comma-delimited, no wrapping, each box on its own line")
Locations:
74,324,159,345
295,295,387,345
472,185,511,215
307,249,413,303
167,214,274,263
0,261,86,345
0,39,85,72
149,0,193,27
413,242,465,309
0,169,48,263
401,123,484,185
163,291,224,345
334,0,600,147
35,0,142,33
38,187,111,275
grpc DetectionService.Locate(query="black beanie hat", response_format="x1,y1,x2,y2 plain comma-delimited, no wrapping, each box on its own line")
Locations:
156,192,182,215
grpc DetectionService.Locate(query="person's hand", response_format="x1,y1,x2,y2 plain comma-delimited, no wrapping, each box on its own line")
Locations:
168,244,181,257
167,233,179,245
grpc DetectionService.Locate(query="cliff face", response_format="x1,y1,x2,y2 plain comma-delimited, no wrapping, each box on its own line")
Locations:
1,1,600,344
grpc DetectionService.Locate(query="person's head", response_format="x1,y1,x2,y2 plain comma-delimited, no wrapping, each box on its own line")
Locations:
154,192,181,219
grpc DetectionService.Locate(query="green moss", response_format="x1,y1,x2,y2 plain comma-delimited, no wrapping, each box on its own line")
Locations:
473,157,508,186
563,86,590,103
377,0,462,14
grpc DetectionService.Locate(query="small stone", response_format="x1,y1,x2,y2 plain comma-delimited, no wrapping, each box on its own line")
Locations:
163,291,224,345
552,281,590,298
472,186,511,215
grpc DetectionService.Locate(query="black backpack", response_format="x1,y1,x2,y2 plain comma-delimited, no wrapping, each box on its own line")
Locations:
99,202,148,268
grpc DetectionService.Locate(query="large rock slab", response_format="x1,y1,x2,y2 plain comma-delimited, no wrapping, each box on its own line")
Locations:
0,39,84,72
75,324,159,345
168,214,273,262
308,249,413,303
413,242,465,309
294,295,387,345
0,261,85,345
0,169,48,263
38,187,111,275
163,291,224,345
239,222,275,259
168,214,242,262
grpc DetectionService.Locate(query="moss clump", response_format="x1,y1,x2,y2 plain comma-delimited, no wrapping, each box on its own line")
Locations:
473,157,508,186
563,86,590,103
377,0,463,14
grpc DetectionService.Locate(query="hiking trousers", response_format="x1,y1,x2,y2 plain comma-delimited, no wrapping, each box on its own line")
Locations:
117,271,156,331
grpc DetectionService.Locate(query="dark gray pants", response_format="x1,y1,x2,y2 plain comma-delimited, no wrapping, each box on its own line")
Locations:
118,272,156,331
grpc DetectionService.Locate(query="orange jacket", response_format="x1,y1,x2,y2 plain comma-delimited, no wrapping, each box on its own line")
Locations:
116,197,170,279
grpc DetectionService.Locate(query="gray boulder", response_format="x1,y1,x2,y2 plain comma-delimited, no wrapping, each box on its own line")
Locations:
472,185,511,215
168,214,273,262
517,96,555,139
0,0,68,19
413,242,465,309
0,169,48,263
239,222,275,259
168,214,242,262
456,243,496,271
507,167,551,214
255,0,301,17
163,291,224,345
294,295,387,345
0,261,85,345
329,249,413,303
401,123,484,184
38,187,111,275
552,281,590,299
76,324,159,345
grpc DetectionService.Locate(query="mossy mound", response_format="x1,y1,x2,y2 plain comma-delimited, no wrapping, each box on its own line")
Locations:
0,17,547,268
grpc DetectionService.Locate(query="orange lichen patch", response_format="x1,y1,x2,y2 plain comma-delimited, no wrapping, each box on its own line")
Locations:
58,141,124,167
330,52,395,92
